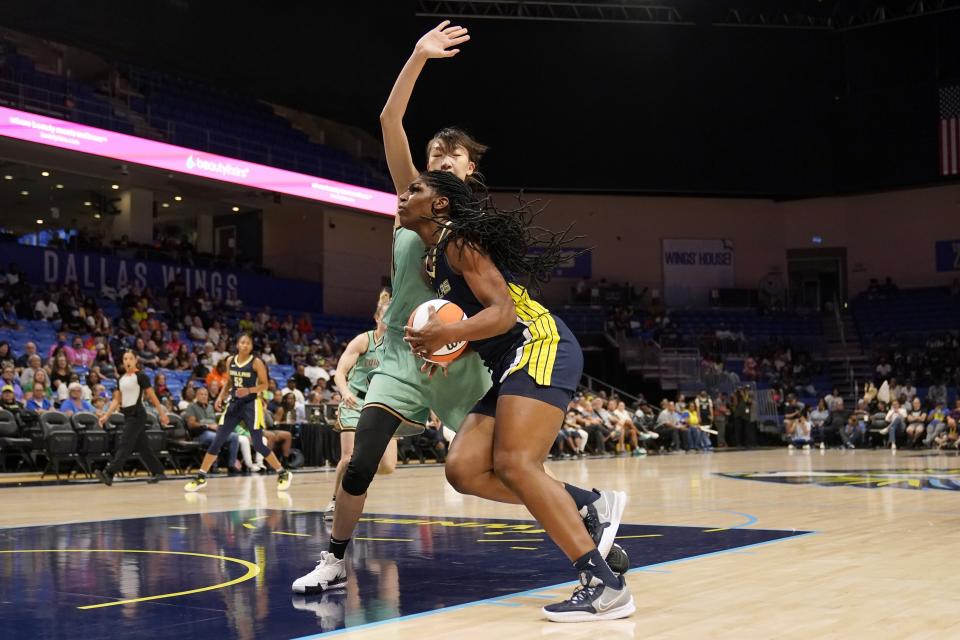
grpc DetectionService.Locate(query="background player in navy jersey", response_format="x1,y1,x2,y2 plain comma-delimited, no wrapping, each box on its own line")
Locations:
184,333,292,492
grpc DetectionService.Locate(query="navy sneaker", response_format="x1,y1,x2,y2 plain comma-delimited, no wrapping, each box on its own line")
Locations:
543,571,635,622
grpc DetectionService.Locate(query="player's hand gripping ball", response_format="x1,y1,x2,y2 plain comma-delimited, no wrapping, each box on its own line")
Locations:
405,299,468,364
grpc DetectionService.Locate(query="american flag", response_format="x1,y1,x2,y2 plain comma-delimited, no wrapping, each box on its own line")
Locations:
939,85,960,175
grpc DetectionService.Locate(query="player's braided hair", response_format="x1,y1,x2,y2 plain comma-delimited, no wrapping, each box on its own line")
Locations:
419,170,583,292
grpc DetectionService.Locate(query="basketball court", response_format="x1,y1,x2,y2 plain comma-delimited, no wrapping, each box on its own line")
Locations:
3,449,957,639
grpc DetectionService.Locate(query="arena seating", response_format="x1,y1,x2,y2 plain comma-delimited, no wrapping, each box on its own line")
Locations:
851,286,960,342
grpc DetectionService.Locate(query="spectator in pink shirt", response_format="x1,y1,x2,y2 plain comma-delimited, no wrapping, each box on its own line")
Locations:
65,336,95,368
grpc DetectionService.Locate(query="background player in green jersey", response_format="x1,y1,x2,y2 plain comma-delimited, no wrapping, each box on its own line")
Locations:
324,291,397,520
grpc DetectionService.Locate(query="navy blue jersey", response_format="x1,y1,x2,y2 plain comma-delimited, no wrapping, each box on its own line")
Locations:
427,231,565,386
228,355,260,403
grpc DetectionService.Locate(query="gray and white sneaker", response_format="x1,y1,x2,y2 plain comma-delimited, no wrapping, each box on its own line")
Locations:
581,489,627,558
323,498,336,521
543,571,635,622
291,551,347,594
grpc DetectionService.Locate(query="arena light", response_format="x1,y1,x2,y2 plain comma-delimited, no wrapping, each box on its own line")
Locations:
35,218,43,224
40,170,50,177
0,105,396,217
174,195,182,201
161,202,169,208
55,183,64,189
111,184,119,190
83,201,92,206
3,174,12,180
93,213,101,219
19,190,28,195
231,205,239,212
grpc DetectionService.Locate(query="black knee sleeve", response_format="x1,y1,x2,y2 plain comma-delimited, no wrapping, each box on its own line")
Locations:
340,407,401,496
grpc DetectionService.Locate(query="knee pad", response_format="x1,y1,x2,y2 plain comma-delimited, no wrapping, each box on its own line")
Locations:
341,455,379,496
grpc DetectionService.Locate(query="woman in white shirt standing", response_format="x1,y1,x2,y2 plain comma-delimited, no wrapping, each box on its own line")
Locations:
95,350,169,485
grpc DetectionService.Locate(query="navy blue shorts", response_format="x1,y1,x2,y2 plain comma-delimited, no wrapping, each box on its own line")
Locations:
471,317,583,416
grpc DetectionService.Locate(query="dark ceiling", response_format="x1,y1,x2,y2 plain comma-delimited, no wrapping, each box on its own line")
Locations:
0,0,958,197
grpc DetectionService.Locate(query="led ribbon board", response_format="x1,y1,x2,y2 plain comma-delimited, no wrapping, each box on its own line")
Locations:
0,106,397,216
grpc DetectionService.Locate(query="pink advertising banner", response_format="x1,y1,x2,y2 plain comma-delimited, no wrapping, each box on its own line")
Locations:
0,105,398,216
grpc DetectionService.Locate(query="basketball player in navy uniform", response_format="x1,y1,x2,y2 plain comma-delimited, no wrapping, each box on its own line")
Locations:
185,333,292,492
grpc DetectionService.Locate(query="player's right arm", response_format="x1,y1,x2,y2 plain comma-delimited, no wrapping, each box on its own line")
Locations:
380,21,470,198
334,333,369,408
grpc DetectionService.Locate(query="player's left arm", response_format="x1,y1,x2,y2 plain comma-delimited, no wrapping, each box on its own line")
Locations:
405,243,515,354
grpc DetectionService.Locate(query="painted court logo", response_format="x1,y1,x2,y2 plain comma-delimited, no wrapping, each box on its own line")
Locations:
185,154,250,179
719,469,960,491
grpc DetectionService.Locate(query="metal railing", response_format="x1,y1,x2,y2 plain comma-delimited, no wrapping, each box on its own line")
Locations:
579,373,641,405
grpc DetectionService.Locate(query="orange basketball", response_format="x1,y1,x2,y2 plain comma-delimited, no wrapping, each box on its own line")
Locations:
407,299,468,364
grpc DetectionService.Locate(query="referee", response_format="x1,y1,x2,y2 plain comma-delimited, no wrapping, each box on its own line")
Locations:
95,350,169,485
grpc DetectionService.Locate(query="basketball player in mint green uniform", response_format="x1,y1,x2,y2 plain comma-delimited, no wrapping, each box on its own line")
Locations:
324,292,403,520
292,22,624,600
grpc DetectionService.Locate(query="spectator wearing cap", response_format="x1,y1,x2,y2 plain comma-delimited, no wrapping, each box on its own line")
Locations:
60,382,94,417
1,384,22,418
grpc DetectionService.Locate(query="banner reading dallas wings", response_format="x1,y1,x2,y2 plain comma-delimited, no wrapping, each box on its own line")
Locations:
661,238,735,306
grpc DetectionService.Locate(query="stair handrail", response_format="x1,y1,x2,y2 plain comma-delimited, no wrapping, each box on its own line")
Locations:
580,373,641,405
832,293,855,403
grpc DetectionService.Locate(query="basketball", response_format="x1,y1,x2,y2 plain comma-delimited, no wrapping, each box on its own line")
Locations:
606,543,630,576
407,298,468,364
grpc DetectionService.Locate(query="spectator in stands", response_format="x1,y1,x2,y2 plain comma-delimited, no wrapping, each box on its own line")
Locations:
19,354,43,389
211,340,229,366
33,292,60,323
65,336,94,368
787,410,812,450
60,382,94,417
0,342,12,370
822,397,848,447
1,365,22,402
1,384,22,420
48,353,73,395
810,399,830,449
87,306,111,335
876,359,892,378
0,301,19,328
731,387,756,448
905,397,927,447
312,378,334,404
24,384,51,413
154,341,174,368
824,387,844,412
261,343,277,366
134,337,157,369
177,384,196,412
174,344,194,371
93,348,116,378
274,391,304,424
291,363,312,393
14,341,37,368
207,320,223,346
923,402,948,448
153,373,172,403
783,394,804,436
100,278,118,301
880,399,907,450
927,381,948,409
902,380,918,404
205,359,228,390
239,312,255,334
838,414,864,449
304,356,330,386
183,386,241,472
189,316,207,341
46,332,69,360
655,400,683,451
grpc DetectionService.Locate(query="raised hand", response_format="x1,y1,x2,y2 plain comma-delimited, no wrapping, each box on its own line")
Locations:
415,20,470,59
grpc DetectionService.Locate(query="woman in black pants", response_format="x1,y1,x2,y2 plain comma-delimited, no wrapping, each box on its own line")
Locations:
95,350,169,485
